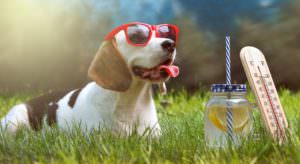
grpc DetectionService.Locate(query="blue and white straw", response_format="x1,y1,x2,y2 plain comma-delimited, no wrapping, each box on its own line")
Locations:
225,36,233,141
225,36,231,85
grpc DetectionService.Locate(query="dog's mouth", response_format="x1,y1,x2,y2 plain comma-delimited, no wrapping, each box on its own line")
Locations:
132,59,179,81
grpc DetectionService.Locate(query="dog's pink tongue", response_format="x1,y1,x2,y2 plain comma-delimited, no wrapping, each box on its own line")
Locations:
159,65,179,78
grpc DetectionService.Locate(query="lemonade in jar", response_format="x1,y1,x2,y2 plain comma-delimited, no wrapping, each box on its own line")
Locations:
204,84,253,147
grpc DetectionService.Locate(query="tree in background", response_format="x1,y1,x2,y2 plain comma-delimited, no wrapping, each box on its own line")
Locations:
0,0,299,92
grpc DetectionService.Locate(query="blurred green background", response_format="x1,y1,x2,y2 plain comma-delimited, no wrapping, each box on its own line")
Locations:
0,0,299,92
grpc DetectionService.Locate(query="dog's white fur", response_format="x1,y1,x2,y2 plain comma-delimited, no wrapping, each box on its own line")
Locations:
1,30,176,137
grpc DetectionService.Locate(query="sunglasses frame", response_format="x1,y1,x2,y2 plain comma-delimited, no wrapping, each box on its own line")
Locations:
104,22,179,46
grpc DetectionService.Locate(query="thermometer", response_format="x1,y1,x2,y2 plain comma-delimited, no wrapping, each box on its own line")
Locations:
240,46,288,142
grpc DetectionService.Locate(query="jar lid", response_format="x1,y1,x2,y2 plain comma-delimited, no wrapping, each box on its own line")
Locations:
211,84,247,92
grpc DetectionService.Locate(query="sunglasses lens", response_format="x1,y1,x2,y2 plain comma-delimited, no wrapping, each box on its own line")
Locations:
158,25,177,42
127,24,150,44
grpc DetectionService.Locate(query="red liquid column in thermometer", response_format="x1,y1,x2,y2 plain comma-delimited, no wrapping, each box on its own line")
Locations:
257,66,285,138
240,47,288,141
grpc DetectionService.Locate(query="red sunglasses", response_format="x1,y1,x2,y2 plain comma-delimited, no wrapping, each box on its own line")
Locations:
104,22,179,46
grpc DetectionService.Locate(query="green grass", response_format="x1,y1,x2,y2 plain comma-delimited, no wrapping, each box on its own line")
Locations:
0,90,300,163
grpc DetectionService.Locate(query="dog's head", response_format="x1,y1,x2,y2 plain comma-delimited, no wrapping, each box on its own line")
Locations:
88,23,179,92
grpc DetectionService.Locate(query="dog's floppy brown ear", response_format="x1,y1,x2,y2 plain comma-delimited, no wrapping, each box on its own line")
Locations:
88,40,132,91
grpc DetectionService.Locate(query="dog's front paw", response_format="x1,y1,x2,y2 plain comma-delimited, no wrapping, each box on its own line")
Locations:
139,123,161,139
150,126,161,139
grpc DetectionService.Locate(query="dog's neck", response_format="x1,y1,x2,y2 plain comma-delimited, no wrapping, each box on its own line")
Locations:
113,80,153,121
89,80,153,122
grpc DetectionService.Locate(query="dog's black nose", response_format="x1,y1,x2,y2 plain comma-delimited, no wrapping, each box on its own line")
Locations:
161,40,175,53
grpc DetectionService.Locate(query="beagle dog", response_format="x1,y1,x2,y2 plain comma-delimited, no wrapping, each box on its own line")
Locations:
1,22,179,137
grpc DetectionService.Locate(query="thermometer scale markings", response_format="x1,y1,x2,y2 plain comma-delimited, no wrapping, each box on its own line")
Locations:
257,66,283,137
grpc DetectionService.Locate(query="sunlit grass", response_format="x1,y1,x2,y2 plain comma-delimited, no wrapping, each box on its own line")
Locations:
0,90,299,163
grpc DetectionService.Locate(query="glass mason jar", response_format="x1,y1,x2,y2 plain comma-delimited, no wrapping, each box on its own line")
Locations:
204,84,253,147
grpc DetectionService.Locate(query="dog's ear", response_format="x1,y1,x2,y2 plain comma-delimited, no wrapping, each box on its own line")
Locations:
88,40,132,91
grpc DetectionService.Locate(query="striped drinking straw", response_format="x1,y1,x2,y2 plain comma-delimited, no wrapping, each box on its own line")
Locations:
225,36,233,141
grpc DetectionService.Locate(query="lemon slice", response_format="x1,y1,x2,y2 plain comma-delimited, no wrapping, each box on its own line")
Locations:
208,105,250,132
